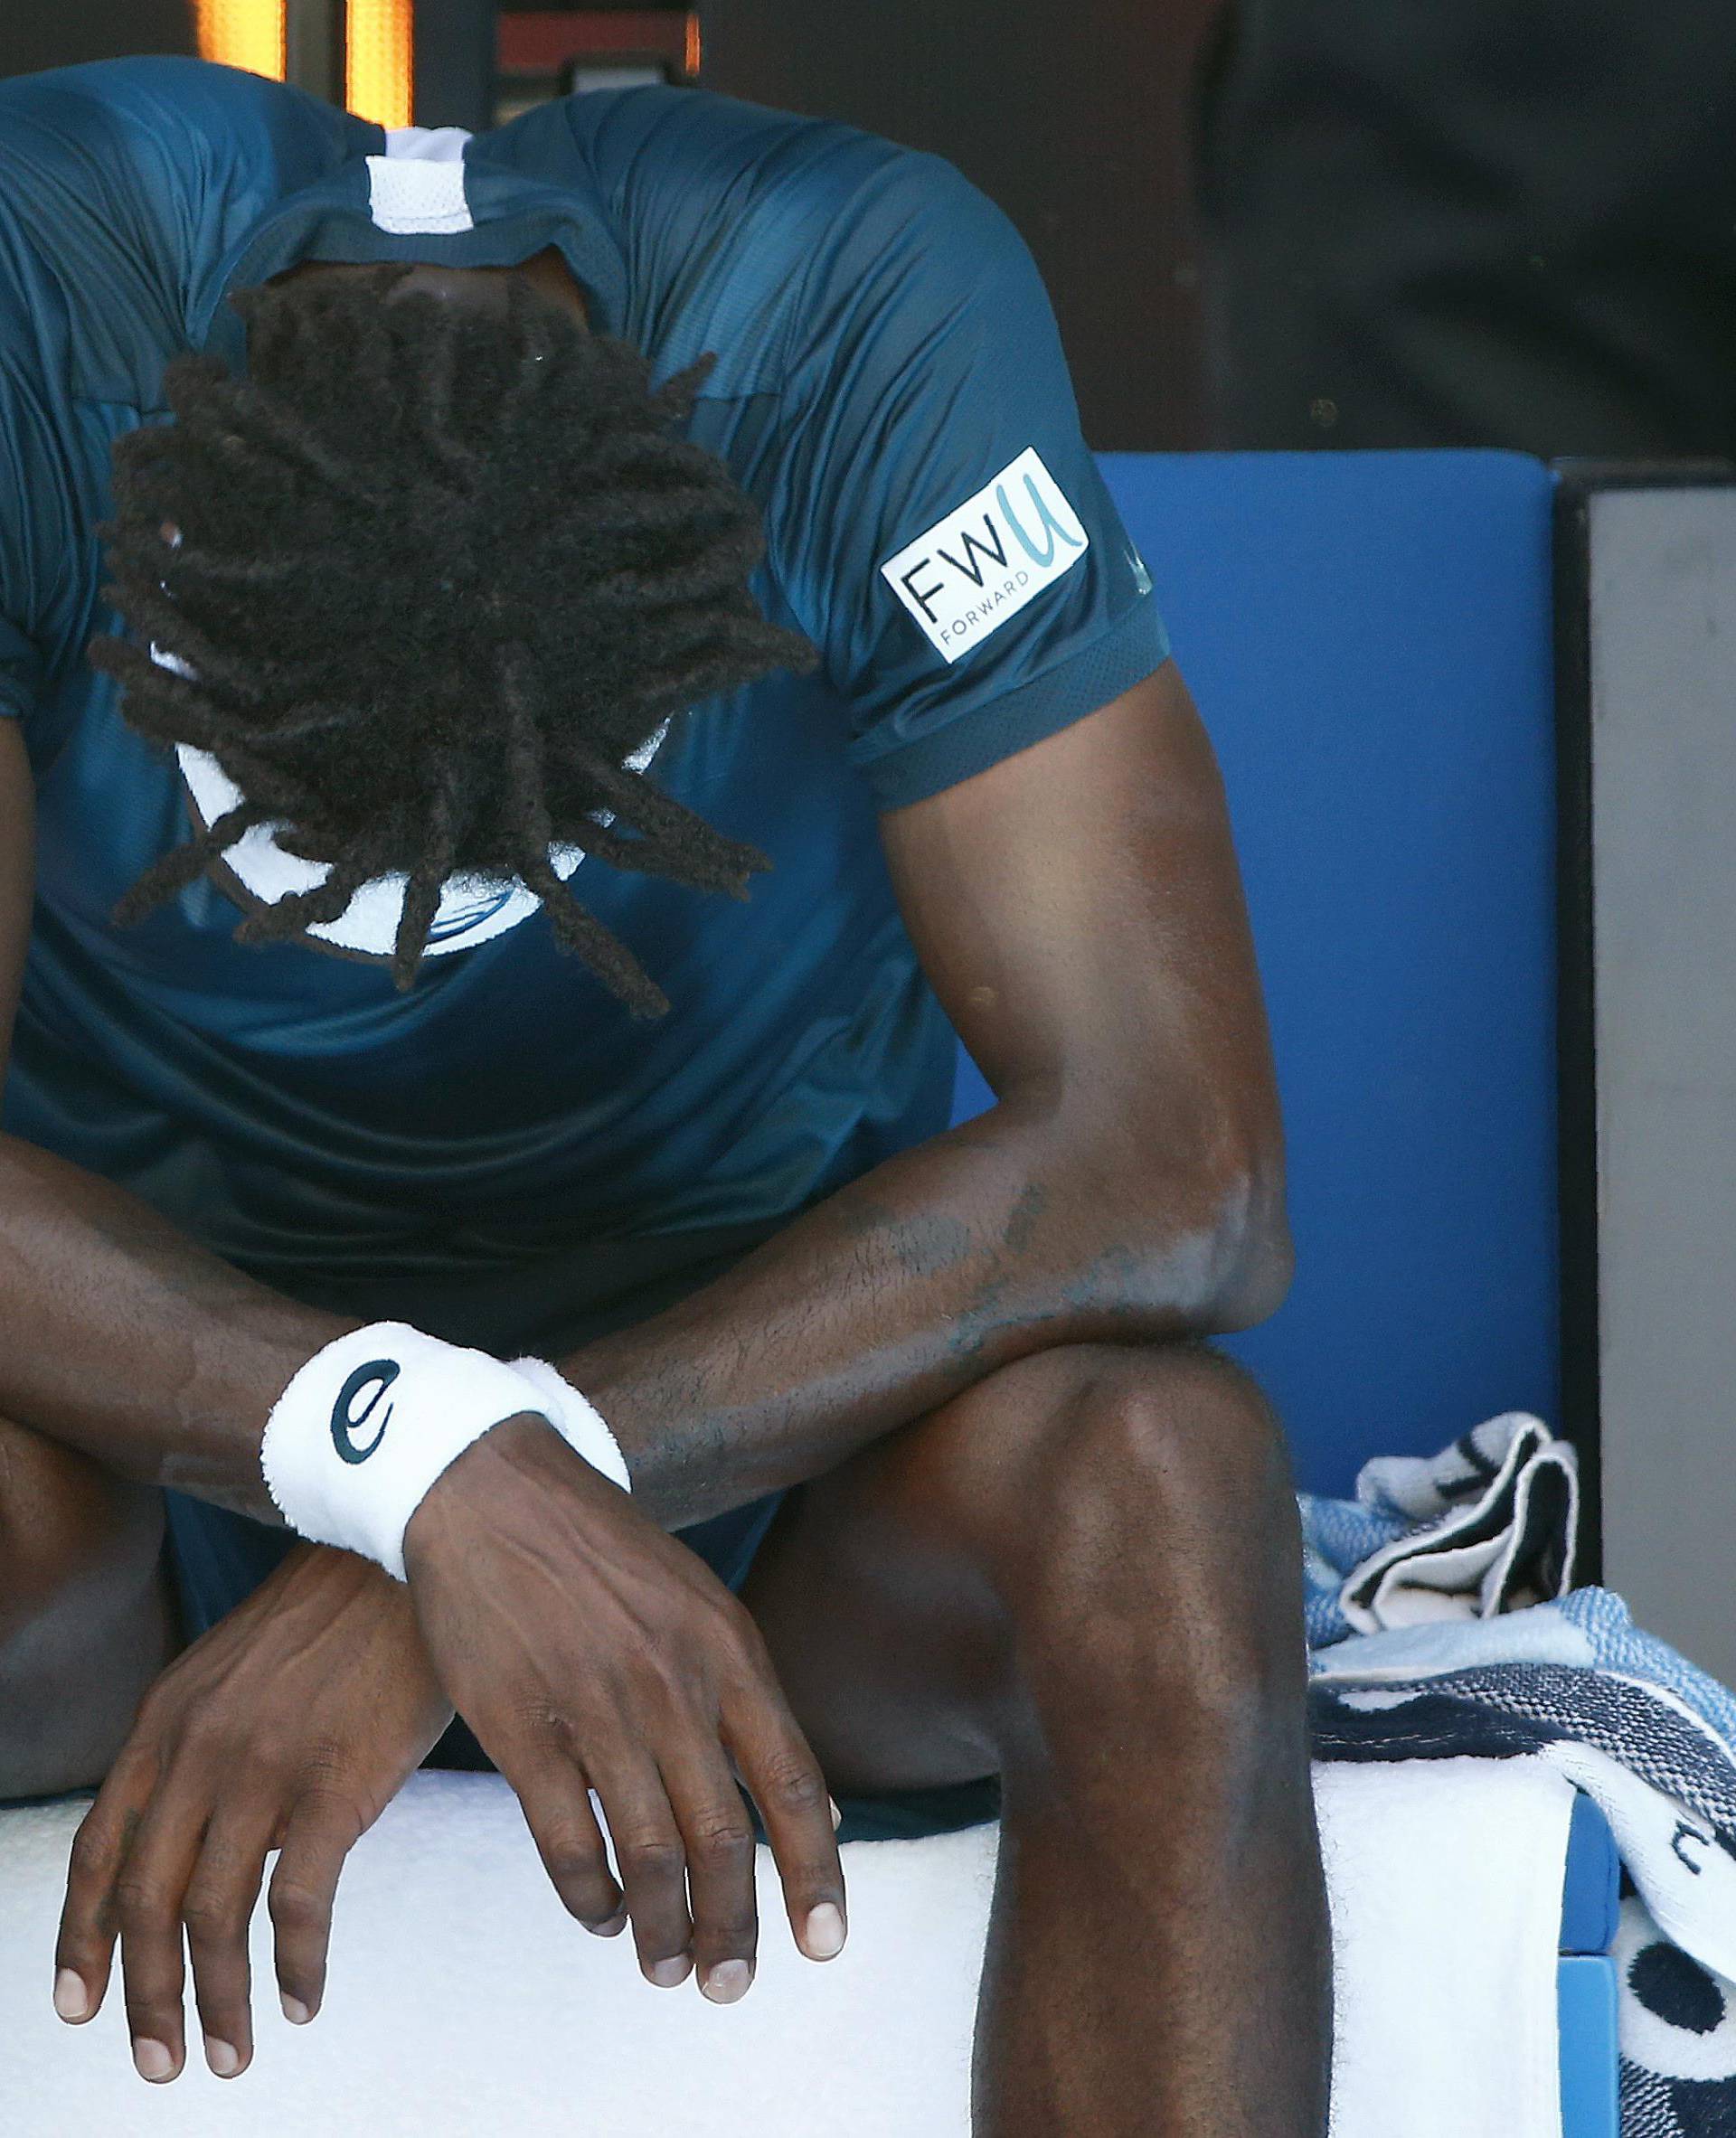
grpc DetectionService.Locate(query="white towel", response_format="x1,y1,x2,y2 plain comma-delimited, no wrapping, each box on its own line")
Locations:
0,1756,1574,2137
1338,1413,1580,1635
1318,1754,1576,2138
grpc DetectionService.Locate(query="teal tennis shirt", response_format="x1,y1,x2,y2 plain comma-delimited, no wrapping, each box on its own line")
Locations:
0,58,1168,1293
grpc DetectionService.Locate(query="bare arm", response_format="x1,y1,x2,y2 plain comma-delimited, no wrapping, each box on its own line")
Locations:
558,661,1293,1531
0,718,346,1521
1,663,1288,1540
10,708,844,2069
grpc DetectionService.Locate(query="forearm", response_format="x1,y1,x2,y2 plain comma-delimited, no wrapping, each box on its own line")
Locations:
562,1089,1288,1531
0,1088,1278,1542
0,1132,352,1521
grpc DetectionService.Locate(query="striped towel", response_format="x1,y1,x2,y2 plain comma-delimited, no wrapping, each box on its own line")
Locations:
1297,1416,1736,2138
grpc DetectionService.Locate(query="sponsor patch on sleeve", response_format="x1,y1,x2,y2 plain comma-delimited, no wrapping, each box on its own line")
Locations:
879,448,1090,665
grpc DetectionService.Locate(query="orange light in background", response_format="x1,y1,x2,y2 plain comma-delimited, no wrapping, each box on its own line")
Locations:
685,11,702,80
347,0,415,128
193,0,287,80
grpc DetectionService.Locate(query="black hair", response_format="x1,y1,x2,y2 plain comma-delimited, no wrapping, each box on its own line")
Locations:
90,266,820,1015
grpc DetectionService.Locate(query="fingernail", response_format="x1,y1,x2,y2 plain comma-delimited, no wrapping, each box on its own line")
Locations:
133,2038,175,2082
587,1911,628,1938
204,2035,241,2078
703,1958,752,2004
649,1954,692,1988
280,1992,312,2026
806,1901,846,1958
52,1970,89,2021
830,1795,842,1831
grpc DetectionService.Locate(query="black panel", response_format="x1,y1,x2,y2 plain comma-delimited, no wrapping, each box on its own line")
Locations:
417,0,498,131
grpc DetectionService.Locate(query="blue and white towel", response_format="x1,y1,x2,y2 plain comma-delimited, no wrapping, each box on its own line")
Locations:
1297,1415,1736,2138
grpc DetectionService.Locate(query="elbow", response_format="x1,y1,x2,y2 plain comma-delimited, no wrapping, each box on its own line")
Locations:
1204,1168,1294,1333
1099,1136,1295,1340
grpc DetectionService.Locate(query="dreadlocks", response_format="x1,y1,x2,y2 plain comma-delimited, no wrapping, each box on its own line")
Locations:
90,266,820,1015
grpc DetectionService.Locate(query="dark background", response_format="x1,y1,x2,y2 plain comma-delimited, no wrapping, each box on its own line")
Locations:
0,3,194,71
17,5,1712,460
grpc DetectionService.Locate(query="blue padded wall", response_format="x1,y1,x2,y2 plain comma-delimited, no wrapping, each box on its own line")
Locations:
958,451,1561,1497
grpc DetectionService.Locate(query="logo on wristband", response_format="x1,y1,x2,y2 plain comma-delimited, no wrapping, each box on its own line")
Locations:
331,1359,401,1464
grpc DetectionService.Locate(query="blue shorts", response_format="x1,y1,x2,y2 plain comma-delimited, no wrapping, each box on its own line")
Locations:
163,1225,1001,1846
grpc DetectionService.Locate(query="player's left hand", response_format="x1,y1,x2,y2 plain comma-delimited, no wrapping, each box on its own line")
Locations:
401,1413,847,2006
52,1538,454,2084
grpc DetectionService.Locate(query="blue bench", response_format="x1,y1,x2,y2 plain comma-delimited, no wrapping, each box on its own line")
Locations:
954,448,1616,2133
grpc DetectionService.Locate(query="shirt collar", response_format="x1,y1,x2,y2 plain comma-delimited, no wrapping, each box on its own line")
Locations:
191,127,629,367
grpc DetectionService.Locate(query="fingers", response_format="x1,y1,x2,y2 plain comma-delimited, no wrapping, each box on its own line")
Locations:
505,1715,762,2001
56,1750,332,2083
267,1791,362,2029
723,1674,847,1966
183,1799,280,2078
657,1738,760,2004
586,1749,696,1990
55,1746,159,2032
506,1751,625,1934
108,1770,209,2083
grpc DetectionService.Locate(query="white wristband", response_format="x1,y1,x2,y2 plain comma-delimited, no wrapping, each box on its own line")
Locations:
506,1355,633,1496
259,1323,627,1581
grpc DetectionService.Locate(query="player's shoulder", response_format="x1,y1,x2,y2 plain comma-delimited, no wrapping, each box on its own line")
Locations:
496,83,909,202
0,56,353,271
0,53,329,152
0,57,359,422
637,87,1007,244
499,85,1026,408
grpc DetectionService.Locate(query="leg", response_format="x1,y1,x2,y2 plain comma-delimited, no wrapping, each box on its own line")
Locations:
739,1342,1331,2138
0,1410,179,1801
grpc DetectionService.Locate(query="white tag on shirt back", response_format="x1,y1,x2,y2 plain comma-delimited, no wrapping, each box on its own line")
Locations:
880,447,1090,665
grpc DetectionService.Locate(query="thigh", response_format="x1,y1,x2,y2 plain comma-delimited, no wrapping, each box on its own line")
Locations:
738,1465,1006,1805
0,1411,177,1801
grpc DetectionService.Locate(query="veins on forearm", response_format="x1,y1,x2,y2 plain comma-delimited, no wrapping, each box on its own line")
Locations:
569,1137,1175,1531
76,1199,273,1320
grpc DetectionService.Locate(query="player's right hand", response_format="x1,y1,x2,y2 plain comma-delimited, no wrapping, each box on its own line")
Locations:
401,1413,846,2005
52,1539,453,2083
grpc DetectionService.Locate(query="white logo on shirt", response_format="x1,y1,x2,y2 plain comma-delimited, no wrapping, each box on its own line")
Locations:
156,646,670,963
880,448,1090,665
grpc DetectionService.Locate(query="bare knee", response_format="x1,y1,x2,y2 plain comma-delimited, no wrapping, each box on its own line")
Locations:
0,1413,175,1801
932,1343,1295,1573
1045,1345,1301,1608
945,1346,1308,1757
1043,1351,1299,1701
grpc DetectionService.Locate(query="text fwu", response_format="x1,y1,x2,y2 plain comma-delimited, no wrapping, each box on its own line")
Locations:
882,448,1090,664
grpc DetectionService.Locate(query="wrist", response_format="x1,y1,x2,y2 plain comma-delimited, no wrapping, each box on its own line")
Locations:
294,1534,425,1612
541,1346,656,1496
260,1325,629,1581
261,1324,566,1580
399,1410,553,1579
230,1304,365,1444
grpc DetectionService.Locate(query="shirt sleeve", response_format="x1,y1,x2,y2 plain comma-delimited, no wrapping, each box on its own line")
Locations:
0,391,53,737
766,151,1169,810
0,616,42,726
